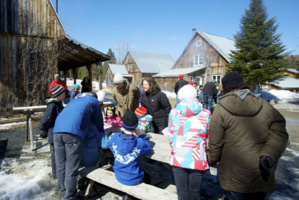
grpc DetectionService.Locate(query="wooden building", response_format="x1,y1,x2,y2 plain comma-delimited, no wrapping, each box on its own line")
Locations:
154,30,236,92
105,64,133,89
0,0,110,110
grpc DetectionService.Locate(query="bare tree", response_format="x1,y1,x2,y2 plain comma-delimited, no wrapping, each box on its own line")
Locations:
115,41,129,64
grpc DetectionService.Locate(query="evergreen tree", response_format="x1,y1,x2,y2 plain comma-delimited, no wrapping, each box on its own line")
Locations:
227,0,288,91
102,48,116,80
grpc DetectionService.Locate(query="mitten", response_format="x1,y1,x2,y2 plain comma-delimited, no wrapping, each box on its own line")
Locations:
259,156,273,181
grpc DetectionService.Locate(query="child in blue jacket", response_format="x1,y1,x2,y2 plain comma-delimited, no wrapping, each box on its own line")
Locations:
108,111,152,186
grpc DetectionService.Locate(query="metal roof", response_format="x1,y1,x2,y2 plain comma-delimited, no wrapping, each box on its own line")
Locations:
128,51,175,73
287,68,299,74
197,31,236,63
271,77,299,89
58,35,111,71
153,66,206,77
108,64,133,77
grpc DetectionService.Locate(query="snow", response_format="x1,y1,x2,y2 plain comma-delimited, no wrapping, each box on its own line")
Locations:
269,89,299,102
0,122,26,130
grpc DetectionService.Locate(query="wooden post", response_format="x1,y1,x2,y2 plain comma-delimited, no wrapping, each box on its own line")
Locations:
72,68,77,84
96,62,103,90
86,64,92,90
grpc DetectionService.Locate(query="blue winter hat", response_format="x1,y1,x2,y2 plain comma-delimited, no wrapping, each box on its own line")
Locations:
122,112,138,131
73,84,80,90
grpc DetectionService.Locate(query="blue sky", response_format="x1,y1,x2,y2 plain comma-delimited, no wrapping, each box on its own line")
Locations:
50,0,299,60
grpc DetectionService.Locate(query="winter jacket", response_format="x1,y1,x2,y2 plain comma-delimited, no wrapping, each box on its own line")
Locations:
49,79,67,93
168,98,211,171
109,132,152,186
203,82,217,96
81,80,92,93
53,96,104,140
70,90,80,101
141,90,172,133
80,124,111,167
174,79,188,94
137,114,155,134
208,89,288,194
106,114,123,127
38,98,64,144
112,80,140,117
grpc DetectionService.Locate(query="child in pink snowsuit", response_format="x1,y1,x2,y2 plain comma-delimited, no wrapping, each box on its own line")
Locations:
105,105,122,127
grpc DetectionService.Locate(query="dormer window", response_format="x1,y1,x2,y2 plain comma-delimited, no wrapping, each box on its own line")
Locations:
194,54,203,66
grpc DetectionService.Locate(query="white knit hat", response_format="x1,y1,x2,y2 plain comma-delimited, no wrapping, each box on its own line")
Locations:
113,73,125,84
97,90,105,101
178,85,197,100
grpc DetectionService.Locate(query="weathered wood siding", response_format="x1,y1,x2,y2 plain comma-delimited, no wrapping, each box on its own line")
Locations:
106,67,114,90
0,0,66,110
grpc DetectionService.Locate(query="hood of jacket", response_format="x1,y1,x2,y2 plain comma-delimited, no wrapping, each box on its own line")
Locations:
175,98,203,117
218,89,263,116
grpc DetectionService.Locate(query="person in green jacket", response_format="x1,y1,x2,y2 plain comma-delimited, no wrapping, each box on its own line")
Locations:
208,72,288,200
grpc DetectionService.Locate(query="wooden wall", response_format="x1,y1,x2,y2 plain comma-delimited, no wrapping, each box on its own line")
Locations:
0,0,66,110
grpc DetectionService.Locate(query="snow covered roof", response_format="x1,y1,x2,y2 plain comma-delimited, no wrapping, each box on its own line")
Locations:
271,77,299,89
129,51,174,73
197,30,236,63
108,64,133,77
287,68,299,74
153,66,206,77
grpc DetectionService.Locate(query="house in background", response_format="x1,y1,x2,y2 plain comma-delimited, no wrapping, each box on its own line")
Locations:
106,50,174,88
269,77,299,93
284,68,299,79
154,30,236,92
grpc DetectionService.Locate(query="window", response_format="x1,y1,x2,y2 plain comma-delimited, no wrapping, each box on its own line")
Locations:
212,75,221,83
189,76,193,82
194,54,203,66
196,76,202,86
195,39,202,47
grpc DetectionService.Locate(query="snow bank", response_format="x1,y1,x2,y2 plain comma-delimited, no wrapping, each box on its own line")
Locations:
269,90,299,103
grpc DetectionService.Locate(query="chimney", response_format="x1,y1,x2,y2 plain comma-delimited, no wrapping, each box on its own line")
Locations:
192,28,196,35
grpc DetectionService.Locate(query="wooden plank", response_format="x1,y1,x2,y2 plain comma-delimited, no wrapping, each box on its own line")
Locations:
79,167,178,200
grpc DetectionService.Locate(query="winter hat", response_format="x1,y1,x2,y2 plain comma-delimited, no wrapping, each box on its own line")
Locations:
122,111,138,131
178,85,197,100
178,75,183,79
188,82,194,86
113,73,125,84
97,90,105,102
135,106,147,117
73,84,80,90
51,85,65,98
222,72,245,90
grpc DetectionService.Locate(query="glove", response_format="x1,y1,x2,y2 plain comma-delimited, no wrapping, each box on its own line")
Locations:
259,156,273,181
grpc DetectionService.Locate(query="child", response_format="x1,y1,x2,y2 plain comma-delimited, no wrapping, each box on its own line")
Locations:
135,106,154,134
105,105,122,127
108,111,152,186
38,85,65,178
70,84,80,101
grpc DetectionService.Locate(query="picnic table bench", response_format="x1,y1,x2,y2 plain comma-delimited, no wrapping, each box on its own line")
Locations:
79,132,217,199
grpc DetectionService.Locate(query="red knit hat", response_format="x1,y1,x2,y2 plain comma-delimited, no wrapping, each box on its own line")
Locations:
178,75,183,79
135,106,147,117
188,82,194,86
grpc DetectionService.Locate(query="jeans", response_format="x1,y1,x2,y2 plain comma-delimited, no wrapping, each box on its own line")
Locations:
54,133,83,200
173,166,204,200
229,191,266,200
203,95,213,113
50,143,56,177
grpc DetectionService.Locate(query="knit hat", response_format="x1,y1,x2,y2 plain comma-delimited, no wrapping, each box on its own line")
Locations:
97,90,105,102
113,73,125,84
51,85,65,98
188,82,194,86
178,85,197,100
122,111,138,131
222,72,245,90
73,84,80,90
178,75,183,79
135,106,147,117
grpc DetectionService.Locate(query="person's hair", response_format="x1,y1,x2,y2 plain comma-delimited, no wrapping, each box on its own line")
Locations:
142,77,160,94
218,85,250,97
105,105,116,120
90,91,98,99
83,77,89,82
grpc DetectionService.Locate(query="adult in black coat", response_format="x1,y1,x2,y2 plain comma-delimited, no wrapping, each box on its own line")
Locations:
141,77,172,134
38,85,65,178
174,75,188,103
81,77,92,92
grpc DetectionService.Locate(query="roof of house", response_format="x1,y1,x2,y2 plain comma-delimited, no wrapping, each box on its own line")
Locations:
128,51,175,73
108,64,133,77
153,66,206,78
197,30,236,63
287,68,299,74
271,77,299,89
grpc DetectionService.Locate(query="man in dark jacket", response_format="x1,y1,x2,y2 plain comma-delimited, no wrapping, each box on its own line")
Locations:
174,75,188,103
208,72,288,199
38,85,65,178
53,92,104,200
203,80,217,112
